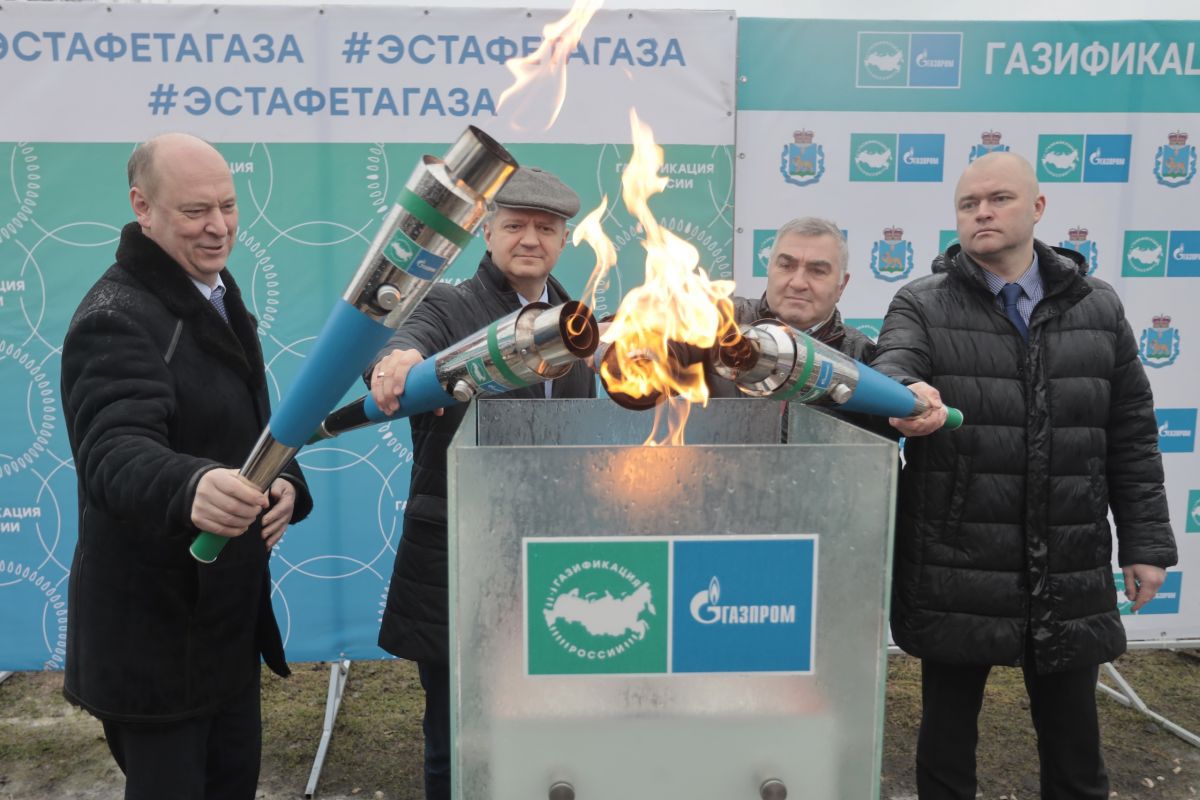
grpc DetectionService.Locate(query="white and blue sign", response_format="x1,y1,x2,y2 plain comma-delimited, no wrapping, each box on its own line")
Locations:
856,31,961,89
1167,231,1200,278
1156,408,1197,453
909,33,963,88
671,537,817,673
897,133,945,182
1084,134,1133,183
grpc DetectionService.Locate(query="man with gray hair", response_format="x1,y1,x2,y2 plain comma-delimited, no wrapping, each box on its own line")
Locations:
710,217,873,401
743,216,869,358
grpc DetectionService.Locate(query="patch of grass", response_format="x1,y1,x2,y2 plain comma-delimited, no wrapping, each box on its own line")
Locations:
2,651,1197,799
260,659,425,800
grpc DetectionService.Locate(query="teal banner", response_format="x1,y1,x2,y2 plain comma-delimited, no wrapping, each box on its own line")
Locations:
739,19,1200,112
0,139,731,668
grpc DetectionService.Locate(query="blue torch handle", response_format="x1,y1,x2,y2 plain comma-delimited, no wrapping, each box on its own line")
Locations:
838,362,919,418
363,356,457,422
270,299,396,449
840,362,963,429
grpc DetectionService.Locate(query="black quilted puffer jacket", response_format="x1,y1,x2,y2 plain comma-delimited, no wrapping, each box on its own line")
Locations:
871,240,1176,674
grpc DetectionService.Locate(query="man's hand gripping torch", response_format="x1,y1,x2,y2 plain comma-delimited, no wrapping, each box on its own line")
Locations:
711,319,963,429
190,126,518,563
312,301,600,440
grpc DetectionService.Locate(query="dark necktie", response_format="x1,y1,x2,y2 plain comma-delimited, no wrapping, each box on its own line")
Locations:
1000,283,1028,342
209,284,231,325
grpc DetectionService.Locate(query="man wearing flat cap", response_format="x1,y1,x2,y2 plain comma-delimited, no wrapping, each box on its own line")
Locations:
365,166,595,800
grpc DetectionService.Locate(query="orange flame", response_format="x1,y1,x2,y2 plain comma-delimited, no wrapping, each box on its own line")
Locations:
497,0,604,131
573,195,617,306
575,109,739,445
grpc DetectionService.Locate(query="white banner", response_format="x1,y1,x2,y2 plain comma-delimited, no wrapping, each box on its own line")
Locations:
0,4,735,144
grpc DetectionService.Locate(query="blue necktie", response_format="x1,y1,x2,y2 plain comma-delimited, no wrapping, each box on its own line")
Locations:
1000,283,1028,342
209,284,231,324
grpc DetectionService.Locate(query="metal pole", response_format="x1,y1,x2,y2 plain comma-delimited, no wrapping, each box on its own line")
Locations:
1097,662,1200,749
305,659,352,798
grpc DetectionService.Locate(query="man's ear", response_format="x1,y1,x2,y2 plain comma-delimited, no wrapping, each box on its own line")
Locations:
482,223,492,247
130,187,152,229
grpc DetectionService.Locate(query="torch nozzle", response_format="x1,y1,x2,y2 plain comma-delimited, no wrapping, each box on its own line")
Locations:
560,301,599,358
714,330,759,373
593,338,708,411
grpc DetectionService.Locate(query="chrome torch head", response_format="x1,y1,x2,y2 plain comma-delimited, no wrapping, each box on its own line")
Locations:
342,127,518,326
432,301,599,401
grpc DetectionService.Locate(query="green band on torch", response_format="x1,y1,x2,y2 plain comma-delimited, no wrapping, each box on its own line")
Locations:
190,531,226,563
397,188,473,248
775,334,817,402
486,320,527,388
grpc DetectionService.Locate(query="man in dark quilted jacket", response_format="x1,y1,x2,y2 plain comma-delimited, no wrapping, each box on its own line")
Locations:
871,152,1177,800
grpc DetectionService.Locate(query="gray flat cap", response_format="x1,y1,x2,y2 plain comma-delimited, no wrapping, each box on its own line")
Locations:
494,166,581,220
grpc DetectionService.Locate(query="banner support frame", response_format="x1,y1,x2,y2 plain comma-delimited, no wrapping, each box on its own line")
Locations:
304,658,352,799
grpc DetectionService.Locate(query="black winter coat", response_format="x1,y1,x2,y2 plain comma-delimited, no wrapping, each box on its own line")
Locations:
871,241,1176,673
61,223,312,722
370,254,596,665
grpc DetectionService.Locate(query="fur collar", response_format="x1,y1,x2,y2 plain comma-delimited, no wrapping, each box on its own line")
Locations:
113,222,265,387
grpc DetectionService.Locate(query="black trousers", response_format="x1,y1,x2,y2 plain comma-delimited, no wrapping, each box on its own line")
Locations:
101,672,262,800
916,659,1108,800
417,660,451,800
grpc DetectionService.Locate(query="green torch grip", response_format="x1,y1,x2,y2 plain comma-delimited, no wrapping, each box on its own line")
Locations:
190,531,228,564
943,407,964,431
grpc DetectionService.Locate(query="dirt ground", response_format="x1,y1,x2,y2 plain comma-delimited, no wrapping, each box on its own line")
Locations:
1,651,1197,799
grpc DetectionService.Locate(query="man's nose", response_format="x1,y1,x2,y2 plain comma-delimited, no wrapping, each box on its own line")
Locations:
518,225,539,247
204,209,229,236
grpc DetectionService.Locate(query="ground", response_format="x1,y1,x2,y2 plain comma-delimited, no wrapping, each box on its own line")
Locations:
0,651,1197,799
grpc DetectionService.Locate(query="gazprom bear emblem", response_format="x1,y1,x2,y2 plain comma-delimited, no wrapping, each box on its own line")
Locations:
1139,314,1181,368
969,130,1010,163
1058,225,1099,275
870,226,914,282
780,129,825,187
1154,130,1197,188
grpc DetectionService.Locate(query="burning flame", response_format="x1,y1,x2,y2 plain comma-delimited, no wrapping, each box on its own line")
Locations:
497,0,604,131
574,109,739,445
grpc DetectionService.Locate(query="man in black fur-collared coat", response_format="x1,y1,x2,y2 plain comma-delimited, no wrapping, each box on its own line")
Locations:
61,133,312,800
